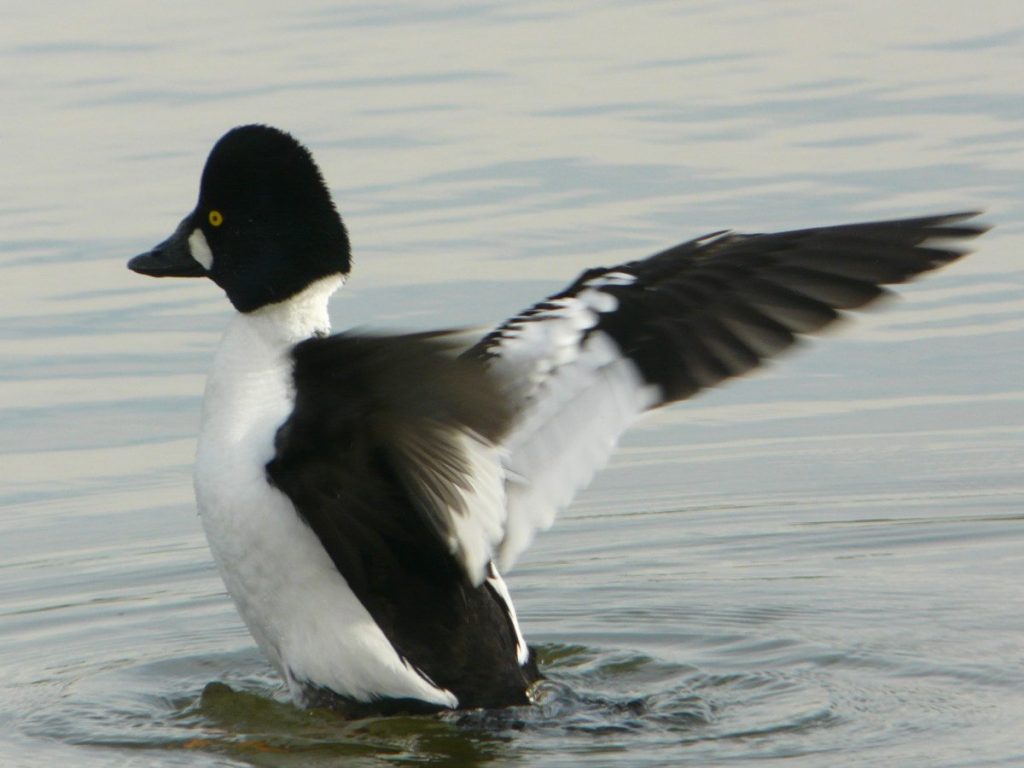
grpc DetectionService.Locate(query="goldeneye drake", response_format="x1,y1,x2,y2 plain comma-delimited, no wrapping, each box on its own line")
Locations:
128,124,986,713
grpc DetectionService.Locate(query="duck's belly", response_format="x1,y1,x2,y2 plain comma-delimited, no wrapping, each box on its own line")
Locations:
193,425,458,708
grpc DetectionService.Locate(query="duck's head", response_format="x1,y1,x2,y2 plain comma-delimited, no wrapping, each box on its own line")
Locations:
129,125,351,313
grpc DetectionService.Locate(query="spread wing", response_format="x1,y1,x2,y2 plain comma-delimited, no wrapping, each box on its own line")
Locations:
463,211,988,571
270,212,987,587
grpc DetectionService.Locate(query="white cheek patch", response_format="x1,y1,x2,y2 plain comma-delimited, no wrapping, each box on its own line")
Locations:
188,228,214,271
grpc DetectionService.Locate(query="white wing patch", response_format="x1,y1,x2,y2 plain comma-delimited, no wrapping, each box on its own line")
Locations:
485,290,616,403
479,284,658,572
444,429,508,586
493,331,658,570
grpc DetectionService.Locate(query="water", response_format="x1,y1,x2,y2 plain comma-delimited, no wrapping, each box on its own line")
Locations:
2,2,1023,765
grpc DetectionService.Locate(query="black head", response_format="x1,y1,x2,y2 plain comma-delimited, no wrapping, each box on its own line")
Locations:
128,125,351,312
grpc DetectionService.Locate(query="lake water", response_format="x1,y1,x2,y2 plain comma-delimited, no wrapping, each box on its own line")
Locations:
2,2,1022,766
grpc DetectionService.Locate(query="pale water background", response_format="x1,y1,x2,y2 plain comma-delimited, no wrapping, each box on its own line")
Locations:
2,2,1023,766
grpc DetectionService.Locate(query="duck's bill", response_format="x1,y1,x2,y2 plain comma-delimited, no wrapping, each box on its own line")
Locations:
128,215,208,278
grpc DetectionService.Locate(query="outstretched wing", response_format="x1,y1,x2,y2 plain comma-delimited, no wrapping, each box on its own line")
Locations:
463,211,988,571
270,212,987,587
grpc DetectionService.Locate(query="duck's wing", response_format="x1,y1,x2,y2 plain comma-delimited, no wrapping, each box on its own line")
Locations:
269,213,987,589
463,211,988,572
267,332,514,589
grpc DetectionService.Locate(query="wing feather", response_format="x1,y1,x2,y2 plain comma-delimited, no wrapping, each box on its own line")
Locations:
268,332,513,586
465,211,988,570
272,212,987,582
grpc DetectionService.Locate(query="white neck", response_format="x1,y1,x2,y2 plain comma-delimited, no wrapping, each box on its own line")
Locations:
199,274,343,443
217,274,342,369
237,274,343,348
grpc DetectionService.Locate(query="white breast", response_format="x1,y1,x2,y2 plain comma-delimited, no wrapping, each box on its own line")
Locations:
193,277,457,707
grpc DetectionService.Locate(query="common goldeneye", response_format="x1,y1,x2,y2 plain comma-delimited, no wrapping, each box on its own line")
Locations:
128,124,986,713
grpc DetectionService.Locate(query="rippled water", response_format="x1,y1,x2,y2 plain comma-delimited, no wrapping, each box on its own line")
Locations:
2,2,1023,766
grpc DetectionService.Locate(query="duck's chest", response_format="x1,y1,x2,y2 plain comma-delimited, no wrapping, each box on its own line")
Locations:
194,365,293,559
192,333,348,679
189,312,458,707
192,335,309,660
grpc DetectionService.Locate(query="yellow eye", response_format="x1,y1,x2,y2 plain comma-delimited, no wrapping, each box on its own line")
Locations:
208,209,224,227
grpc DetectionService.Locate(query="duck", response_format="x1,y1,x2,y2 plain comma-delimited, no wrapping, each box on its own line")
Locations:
128,124,986,713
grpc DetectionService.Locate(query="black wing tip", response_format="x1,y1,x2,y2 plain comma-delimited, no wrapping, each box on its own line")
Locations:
906,209,985,225
758,210,988,282
911,210,991,240
777,209,989,240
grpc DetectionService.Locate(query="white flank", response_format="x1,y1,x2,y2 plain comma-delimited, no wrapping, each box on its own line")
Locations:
194,275,457,708
486,564,529,665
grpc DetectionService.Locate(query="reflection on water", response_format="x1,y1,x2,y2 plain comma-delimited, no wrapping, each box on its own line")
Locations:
2,1,1023,766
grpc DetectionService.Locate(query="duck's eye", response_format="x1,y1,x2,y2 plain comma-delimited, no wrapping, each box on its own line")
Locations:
208,209,224,227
